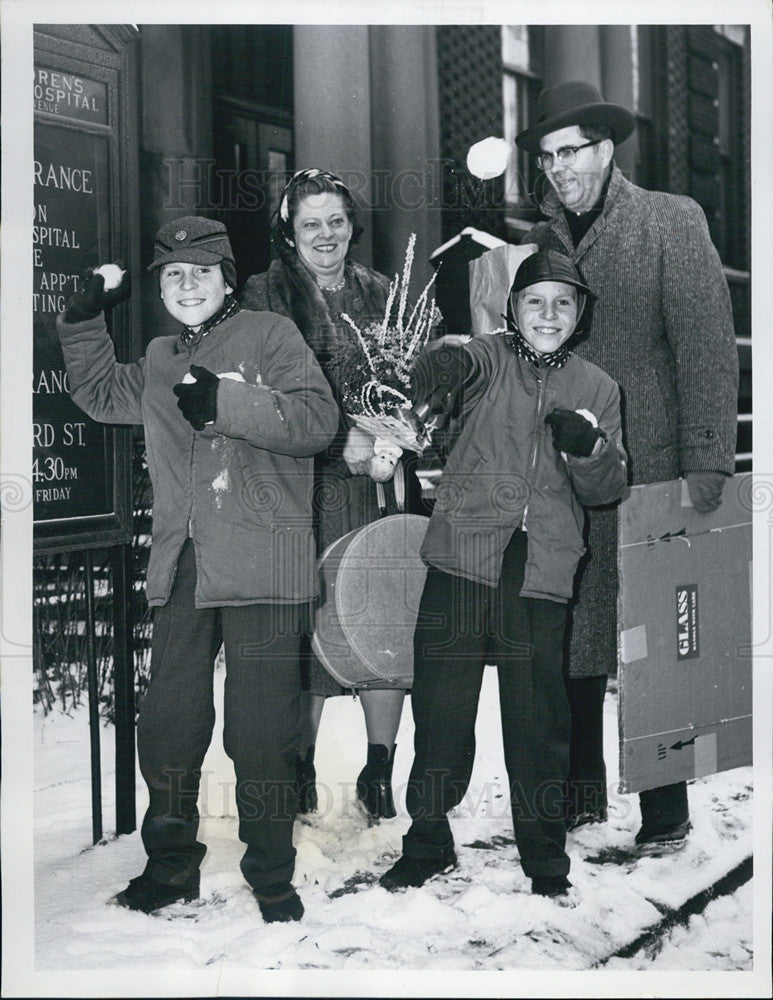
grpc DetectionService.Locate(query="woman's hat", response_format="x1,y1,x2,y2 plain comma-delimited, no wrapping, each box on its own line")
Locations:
515,80,636,154
275,168,361,249
510,249,592,298
278,169,350,226
147,216,236,289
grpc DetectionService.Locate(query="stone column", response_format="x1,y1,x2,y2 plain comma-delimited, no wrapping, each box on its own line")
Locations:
368,25,442,289
293,25,374,264
600,25,637,181
541,26,602,90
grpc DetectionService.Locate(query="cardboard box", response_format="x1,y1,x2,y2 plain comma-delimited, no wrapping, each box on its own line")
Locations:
617,474,752,793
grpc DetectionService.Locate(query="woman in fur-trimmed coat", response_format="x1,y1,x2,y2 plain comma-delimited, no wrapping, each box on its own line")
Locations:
240,168,424,822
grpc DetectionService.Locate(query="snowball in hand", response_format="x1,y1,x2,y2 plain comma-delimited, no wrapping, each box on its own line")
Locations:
95,263,126,290
466,137,512,180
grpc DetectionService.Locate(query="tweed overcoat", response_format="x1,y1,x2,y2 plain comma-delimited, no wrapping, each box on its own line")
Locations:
522,164,739,675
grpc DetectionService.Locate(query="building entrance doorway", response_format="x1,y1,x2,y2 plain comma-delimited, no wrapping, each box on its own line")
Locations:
212,106,292,285
210,25,294,285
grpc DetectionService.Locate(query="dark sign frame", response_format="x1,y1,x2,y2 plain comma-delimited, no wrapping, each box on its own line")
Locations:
33,25,140,554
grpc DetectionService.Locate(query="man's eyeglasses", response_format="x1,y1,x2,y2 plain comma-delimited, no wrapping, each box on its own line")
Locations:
535,140,602,171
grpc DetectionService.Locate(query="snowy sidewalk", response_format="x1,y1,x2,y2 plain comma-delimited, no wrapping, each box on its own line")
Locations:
28,666,755,989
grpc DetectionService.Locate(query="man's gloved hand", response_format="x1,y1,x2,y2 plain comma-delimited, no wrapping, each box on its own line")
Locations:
545,407,603,458
172,365,219,430
64,263,131,323
685,470,726,513
410,344,473,417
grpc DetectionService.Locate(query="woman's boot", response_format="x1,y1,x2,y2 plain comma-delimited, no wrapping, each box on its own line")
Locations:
356,743,397,820
295,745,318,814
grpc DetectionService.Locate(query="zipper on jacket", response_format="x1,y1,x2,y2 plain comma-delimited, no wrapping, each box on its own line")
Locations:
186,424,196,537
186,340,197,539
523,368,549,530
529,368,549,476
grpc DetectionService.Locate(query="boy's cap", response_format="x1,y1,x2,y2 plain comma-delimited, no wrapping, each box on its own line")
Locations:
510,249,592,298
147,216,235,272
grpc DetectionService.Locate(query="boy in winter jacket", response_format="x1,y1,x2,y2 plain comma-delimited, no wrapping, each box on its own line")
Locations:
378,249,627,899
56,217,339,921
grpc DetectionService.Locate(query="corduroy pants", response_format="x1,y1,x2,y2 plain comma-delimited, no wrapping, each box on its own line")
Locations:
137,539,304,891
402,529,571,880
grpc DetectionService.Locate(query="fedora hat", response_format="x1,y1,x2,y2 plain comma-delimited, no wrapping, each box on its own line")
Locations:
515,81,636,154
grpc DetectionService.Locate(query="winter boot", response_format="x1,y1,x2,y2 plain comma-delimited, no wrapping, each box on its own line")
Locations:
295,745,318,814
356,743,397,821
115,871,200,913
565,773,608,830
379,849,457,891
253,882,304,923
531,875,572,898
566,805,608,831
635,819,691,853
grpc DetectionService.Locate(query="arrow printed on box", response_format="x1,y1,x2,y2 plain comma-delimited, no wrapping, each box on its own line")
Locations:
670,737,697,751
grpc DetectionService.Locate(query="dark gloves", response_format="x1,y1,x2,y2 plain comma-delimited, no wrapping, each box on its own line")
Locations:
64,263,131,323
685,470,726,513
545,407,603,458
410,344,473,417
172,365,219,430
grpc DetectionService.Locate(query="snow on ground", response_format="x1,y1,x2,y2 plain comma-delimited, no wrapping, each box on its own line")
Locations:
605,880,754,972
23,664,762,996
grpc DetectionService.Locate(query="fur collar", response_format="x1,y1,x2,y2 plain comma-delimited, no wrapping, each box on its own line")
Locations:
264,256,389,358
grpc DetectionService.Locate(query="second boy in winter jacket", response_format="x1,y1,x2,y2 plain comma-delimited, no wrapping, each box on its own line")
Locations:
378,249,627,900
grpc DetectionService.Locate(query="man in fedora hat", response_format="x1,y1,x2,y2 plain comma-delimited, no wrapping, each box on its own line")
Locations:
516,81,739,850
